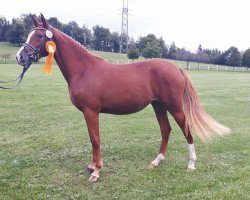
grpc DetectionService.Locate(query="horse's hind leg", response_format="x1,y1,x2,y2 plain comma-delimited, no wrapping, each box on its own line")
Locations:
149,101,172,168
170,110,197,171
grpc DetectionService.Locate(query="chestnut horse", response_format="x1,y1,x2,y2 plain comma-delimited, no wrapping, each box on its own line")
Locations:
16,14,230,182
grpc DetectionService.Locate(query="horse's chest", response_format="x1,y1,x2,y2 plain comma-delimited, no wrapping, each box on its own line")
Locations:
68,86,100,111
68,90,77,107
68,88,86,110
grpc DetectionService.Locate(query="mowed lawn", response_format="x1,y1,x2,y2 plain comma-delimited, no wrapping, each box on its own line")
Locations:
0,63,249,199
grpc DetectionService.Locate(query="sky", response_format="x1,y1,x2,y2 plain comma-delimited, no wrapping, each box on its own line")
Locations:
0,0,249,52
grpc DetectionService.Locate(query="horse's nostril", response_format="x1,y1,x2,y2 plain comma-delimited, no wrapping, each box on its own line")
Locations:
20,53,23,60
16,52,26,65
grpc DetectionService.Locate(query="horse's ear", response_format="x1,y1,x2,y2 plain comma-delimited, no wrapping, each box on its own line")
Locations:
32,15,39,27
40,13,49,29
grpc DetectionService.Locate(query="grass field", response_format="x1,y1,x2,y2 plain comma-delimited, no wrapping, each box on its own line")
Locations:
1,63,249,199
0,60,249,198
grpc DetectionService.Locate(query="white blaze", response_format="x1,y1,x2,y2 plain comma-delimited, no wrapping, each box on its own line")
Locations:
26,30,35,43
16,30,35,58
16,46,24,58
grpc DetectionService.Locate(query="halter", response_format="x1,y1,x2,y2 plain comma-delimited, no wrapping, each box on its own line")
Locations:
0,27,53,89
23,27,52,63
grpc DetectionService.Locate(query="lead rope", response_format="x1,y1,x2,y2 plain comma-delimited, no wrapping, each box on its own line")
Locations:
0,63,32,89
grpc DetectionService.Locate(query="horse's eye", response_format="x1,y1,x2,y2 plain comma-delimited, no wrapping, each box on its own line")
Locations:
37,34,43,39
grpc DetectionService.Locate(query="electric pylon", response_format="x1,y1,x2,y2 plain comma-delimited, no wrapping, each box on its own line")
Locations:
120,0,129,53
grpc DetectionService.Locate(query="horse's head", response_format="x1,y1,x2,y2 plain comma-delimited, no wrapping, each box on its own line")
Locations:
16,14,53,66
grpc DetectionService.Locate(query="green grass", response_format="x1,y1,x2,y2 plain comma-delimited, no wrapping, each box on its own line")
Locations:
0,60,250,198
0,42,19,64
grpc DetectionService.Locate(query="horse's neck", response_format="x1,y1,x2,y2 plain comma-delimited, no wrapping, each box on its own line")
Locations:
52,28,98,83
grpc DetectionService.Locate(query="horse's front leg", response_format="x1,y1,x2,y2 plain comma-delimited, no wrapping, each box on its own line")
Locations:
83,108,103,182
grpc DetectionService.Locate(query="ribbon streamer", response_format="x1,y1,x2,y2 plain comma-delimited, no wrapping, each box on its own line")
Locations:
42,41,56,75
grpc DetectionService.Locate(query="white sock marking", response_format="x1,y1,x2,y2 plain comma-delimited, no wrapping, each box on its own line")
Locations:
188,143,197,170
151,153,165,166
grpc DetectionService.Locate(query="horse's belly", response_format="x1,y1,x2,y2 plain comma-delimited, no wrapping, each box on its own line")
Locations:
100,95,152,115
100,104,149,115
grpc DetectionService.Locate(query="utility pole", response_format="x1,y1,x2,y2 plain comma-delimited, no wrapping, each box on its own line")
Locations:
120,0,129,54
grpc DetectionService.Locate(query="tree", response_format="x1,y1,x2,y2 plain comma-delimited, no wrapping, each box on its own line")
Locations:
127,45,140,61
21,13,37,34
7,18,26,46
142,41,162,59
137,34,163,59
92,25,111,51
137,34,158,52
48,17,63,30
204,48,222,64
109,32,120,52
196,45,210,64
62,21,88,45
175,48,195,62
0,16,9,41
158,37,168,58
80,25,92,48
217,50,227,65
223,46,242,66
242,49,250,68
167,41,178,59
198,44,203,52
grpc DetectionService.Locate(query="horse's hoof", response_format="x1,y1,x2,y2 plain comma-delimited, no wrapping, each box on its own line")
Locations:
89,175,99,182
148,163,157,169
187,168,195,173
86,167,94,174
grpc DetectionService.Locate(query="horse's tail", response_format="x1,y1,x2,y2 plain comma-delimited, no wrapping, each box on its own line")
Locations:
179,68,230,142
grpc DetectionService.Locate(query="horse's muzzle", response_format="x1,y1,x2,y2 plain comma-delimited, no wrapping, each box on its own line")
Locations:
16,47,32,66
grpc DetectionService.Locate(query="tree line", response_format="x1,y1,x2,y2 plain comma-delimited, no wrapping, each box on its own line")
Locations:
0,13,249,67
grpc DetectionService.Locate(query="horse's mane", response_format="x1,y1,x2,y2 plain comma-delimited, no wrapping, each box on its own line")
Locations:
52,26,106,62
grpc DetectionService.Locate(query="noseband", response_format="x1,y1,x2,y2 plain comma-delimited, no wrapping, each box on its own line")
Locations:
0,28,53,89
